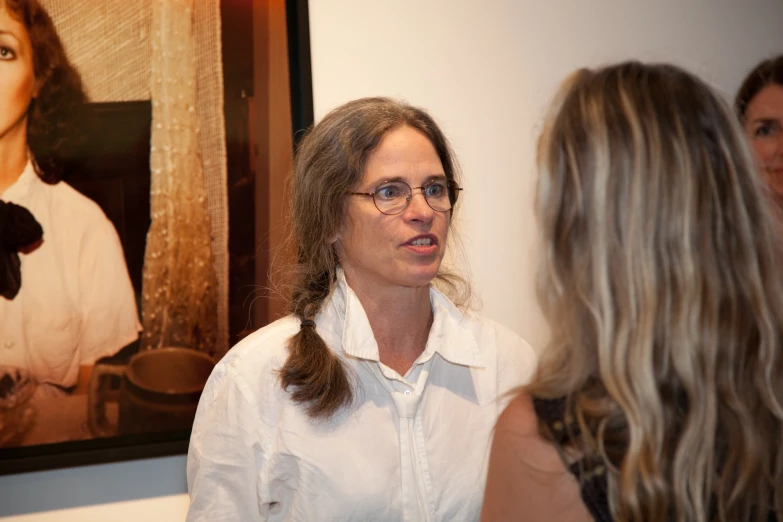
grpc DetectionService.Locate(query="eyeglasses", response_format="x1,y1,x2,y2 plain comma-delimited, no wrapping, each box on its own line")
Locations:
349,179,462,215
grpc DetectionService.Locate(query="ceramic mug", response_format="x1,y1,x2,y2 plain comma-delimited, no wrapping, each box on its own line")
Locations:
88,347,214,438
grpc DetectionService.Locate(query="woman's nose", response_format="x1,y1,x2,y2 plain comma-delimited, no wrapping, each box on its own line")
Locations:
403,191,435,221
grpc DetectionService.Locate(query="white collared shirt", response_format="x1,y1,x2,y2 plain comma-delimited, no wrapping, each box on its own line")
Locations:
187,274,537,522
0,160,141,389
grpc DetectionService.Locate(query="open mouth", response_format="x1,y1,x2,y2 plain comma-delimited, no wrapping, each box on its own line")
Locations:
410,237,434,247
403,235,439,251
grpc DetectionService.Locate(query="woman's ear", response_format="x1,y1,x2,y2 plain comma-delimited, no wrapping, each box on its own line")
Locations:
328,226,342,245
329,210,350,245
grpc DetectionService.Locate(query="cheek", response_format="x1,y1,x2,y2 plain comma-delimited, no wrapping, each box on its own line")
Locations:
753,139,781,163
765,175,783,201
339,212,382,257
0,69,36,111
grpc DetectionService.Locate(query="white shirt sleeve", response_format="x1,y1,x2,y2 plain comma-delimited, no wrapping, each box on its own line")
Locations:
187,362,268,522
77,215,140,363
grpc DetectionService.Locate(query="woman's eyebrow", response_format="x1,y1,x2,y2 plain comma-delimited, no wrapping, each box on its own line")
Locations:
751,117,781,125
0,29,21,43
375,174,447,184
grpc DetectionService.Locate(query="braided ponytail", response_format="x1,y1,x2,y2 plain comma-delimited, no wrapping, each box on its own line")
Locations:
279,269,353,418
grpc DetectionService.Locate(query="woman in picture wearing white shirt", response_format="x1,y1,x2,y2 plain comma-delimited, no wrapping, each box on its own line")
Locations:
0,0,140,402
186,97,537,521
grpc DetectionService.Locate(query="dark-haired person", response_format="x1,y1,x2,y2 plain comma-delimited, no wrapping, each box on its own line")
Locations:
186,97,537,521
736,55,783,203
0,0,140,402
481,62,783,522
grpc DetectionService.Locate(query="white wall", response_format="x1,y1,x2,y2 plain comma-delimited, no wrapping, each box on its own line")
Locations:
2,1,781,520
309,0,783,352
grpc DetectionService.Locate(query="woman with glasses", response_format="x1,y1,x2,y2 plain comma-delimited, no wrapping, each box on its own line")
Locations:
186,97,537,521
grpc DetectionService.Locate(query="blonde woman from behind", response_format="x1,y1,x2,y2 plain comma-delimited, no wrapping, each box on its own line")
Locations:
482,62,783,522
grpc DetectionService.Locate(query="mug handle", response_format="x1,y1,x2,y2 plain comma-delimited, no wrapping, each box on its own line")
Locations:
87,364,126,438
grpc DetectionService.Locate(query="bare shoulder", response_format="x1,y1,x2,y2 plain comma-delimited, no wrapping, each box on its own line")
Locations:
491,392,565,473
495,392,539,437
481,392,593,522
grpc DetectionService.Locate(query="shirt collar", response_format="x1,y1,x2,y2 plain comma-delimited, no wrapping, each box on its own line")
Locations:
319,269,485,369
2,158,39,202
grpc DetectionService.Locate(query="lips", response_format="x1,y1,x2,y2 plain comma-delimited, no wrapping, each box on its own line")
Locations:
402,234,438,247
402,234,439,255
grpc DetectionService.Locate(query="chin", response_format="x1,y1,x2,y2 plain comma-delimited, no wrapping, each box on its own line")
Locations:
399,266,441,288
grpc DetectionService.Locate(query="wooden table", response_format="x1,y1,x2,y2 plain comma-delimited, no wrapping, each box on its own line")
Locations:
5,394,118,447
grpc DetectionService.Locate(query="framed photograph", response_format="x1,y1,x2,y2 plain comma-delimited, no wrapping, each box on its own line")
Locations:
0,0,313,475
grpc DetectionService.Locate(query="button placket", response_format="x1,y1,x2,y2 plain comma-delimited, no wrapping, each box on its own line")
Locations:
369,359,434,521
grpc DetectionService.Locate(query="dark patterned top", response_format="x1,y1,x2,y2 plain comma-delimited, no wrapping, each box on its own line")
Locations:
533,397,612,522
532,397,778,522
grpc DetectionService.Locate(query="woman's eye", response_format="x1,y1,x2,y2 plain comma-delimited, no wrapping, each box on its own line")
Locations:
755,121,781,138
376,185,402,200
425,182,446,198
0,47,15,60
756,124,772,137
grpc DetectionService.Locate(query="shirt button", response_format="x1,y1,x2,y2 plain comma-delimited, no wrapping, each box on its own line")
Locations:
403,389,411,395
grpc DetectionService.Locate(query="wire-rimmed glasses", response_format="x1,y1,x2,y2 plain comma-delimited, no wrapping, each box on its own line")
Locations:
349,178,462,215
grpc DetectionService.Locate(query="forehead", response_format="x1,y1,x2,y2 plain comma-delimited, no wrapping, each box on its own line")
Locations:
0,6,30,40
362,126,444,185
746,83,783,121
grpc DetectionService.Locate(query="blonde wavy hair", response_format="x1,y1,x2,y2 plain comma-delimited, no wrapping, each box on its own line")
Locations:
531,62,783,521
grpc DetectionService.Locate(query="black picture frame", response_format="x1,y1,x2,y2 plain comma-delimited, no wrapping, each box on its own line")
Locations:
0,0,314,476
286,0,315,145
